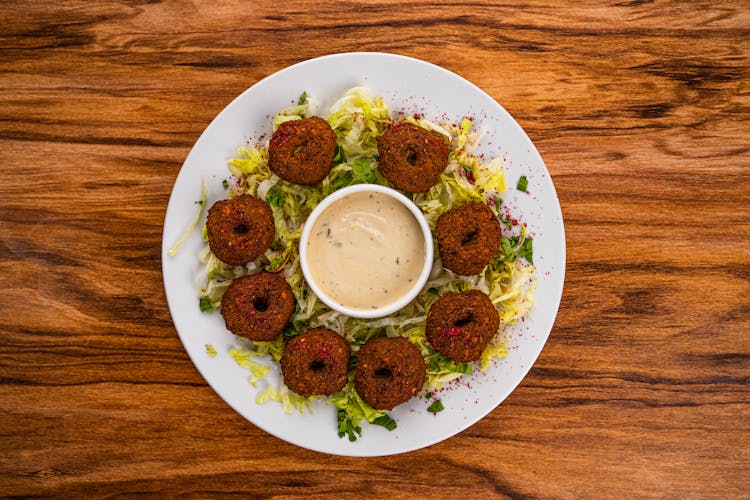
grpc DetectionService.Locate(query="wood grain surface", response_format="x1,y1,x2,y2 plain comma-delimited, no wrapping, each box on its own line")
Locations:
2,0,748,497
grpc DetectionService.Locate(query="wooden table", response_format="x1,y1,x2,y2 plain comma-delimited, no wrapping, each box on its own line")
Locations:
2,1,748,497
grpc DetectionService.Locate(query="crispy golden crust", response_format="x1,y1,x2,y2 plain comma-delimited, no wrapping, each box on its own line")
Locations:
377,123,448,193
206,194,275,266
436,202,502,275
425,290,499,363
268,116,337,186
354,337,426,410
220,273,295,341
280,328,350,397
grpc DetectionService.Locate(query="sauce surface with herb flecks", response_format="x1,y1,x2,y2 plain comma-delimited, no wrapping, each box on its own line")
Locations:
306,191,425,311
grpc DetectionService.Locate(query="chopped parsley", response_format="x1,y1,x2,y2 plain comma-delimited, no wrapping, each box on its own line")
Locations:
282,316,310,341
297,91,308,105
266,185,284,208
265,255,287,272
500,235,534,265
516,175,528,192
371,414,397,431
449,362,473,375
199,297,214,312
337,409,362,442
331,171,353,190
518,237,534,264
332,144,346,165
500,238,514,259
351,157,376,183
425,354,472,375
222,179,229,189
427,400,444,413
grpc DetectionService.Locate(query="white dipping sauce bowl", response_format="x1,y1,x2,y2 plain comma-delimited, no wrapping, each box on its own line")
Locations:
299,184,434,319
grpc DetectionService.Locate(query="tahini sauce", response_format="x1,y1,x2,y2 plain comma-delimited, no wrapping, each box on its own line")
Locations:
306,191,425,311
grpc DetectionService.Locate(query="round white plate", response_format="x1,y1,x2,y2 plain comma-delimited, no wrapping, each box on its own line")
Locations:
162,52,565,456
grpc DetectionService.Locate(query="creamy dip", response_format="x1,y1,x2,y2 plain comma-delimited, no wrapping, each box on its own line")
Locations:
306,191,426,311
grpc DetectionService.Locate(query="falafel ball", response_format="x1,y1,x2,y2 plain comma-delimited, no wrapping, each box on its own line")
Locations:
354,337,426,410
220,272,295,341
377,123,449,193
436,202,502,275
206,194,275,266
280,328,350,397
425,290,499,363
268,116,337,186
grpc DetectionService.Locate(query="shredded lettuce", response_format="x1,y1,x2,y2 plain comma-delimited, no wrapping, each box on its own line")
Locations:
412,117,506,227
193,87,537,437
475,157,507,198
328,379,391,441
480,335,510,371
327,87,390,159
273,92,317,129
234,334,314,413
256,383,313,414
197,245,244,310
228,146,267,180
403,115,452,141
167,177,206,256
491,260,537,324
229,347,273,385
425,351,473,391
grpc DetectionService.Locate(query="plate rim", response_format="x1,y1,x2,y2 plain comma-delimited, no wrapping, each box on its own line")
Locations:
161,51,566,456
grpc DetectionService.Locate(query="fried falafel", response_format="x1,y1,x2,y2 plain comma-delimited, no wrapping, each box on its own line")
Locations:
354,337,426,410
377,123,448,193
436,202,502,275
425,290,499,363
281,328,350,397
220,272,295,341
206,194,275,266
268,116,337,186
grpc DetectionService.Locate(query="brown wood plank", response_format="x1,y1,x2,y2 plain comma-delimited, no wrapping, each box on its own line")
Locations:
1,0,748,497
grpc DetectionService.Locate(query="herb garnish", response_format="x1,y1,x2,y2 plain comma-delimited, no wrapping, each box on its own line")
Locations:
337,409,362,442
282,314,310,342
501,235,534,265
266,185,284,208
427,400,444,413
517,175,528,192
332,144,346,165
351,157,376,183
371,414,398,431
199,297,214,313
331,171,353,190
425,354,472,375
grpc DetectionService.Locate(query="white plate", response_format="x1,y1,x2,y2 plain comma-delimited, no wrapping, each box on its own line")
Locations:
162,52,565,456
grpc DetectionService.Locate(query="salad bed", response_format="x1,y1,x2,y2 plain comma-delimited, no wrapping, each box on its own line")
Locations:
189,87,536,441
